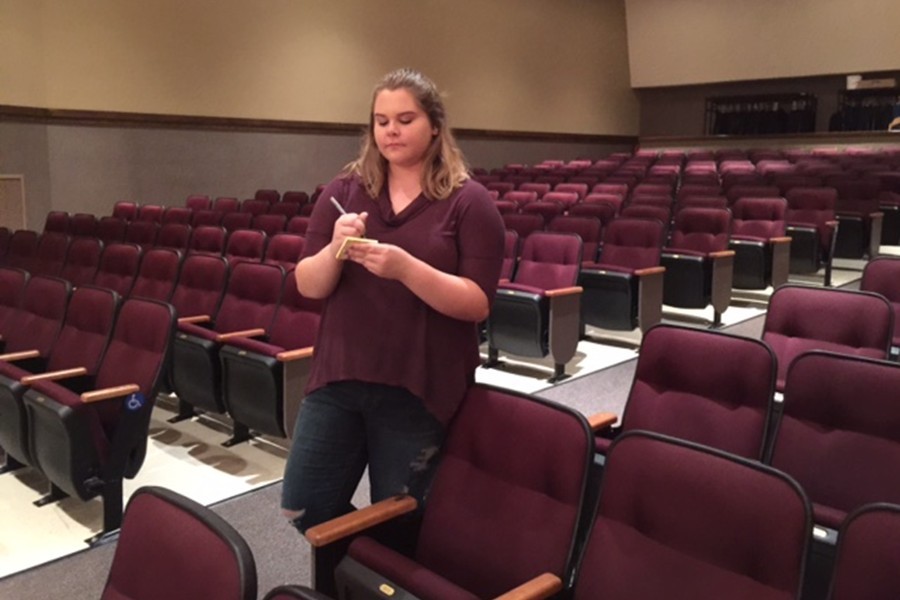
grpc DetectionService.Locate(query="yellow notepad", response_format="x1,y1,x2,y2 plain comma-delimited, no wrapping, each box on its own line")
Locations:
335,236,378,259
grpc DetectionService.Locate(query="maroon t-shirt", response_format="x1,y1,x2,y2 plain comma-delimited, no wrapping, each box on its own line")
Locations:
300,175,505,423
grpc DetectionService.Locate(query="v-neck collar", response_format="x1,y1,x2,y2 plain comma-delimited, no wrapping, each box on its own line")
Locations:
375,186,430,226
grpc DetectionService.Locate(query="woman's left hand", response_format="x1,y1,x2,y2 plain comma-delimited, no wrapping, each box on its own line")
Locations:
346,243,412,281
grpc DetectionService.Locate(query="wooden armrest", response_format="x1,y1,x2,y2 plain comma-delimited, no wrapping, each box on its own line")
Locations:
770,236,792,243
216,328,266,342
305,495,417,548
588,411,618,431
493,573,563,600
634,266,665,277
825,220,839,228
709,250,735,259
545,286,583,298
499,278,510,284
276,346,314,362
178,314,211,325
21,367,88,385
0,349,41,362
81,384,141,403
869,211,884,218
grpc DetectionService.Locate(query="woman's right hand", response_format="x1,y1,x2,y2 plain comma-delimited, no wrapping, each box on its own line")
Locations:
329,211,368,257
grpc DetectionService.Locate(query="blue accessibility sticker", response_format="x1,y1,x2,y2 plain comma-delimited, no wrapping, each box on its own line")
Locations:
125,392,146,412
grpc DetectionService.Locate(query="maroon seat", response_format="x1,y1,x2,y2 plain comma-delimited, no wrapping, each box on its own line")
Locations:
573,432,809,600
170,262,284,441
188,225,227,256
517,182,551,199
762,286,893,391
580,217,666,334
828,503,900,600
319,385,594,600
861,256,900,350
32,232,72,277
225,229,267,265
548,215,603,263
43,211,70,234
96,217,127,245
592,324,776,460
268,202,300,219
221,211,253,233
252,213,287,237
156,223,192,252
730,197,791,290
0,285,117,473
0,267,28,339
255,189,280,204
130,248,181,301
554,182,589,201
660,207,734,327
485,232,583,381
213,197,240,214
124,220,159,250
70,213,98,237
784,187,838,285
281,191,309,206
93,243,143,297
185,194,211,211
501,212,545,244
220,269,322,442
136,204,164,223
60,237,104,287
502,190,538,209
264,233,305,271
286,216,311,235
162,206,192,225
112,201,138,222
190,209,223,228
101,486,257,600
0,275,70,360
23,297,176,539
3,229,39,272
241,198,270,216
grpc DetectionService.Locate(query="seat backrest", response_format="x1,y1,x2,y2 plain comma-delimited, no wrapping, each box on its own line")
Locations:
4,229,39,271
554,182,589,200
213,197,240,213
596,218,665,270
185,194,211,211
130,248,182,301
414,385,593,598
502,190,539,208
264,233,305,271
861,257,900,343
32,232,72,276
169,254,229,319
286,216,310,235
731,197,787,238
828,503,900,600
213,262,284,334
0,267,29,335
499,229,519,280
225,229,267,265
574,432,809,600
222,211,254,233
100,486,257,600
96,216,128,245
156,223,192,252
112,201,138,221
501,212,545,242
726,184,781,204
770,352,900,529
70,213,98,237
162,206,192,225
548,216,603,262
93,243,143,297
190,209,223,227
268,202,300,219
43,210,70,234
762,286,893,390
267,270,322,350
60,237,104,287
255,188,280,203
281,191,309,205
619,203,671,224
542,191,579,208
621,324,776,460
188,225,227,255
514,231,582,289
46,285,119,374
241,198,270,216
2,275,71,355
124,220,159,249
252,213,287,237
136,204,164,223
517,182,551,199
667,207,731,253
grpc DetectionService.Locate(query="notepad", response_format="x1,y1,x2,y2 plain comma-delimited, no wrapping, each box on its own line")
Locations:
335,236,378,259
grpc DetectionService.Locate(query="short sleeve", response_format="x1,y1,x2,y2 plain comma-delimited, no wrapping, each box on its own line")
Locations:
299,177,351,260
455,181,505,303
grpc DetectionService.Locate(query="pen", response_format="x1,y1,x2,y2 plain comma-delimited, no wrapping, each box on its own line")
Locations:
329,196,347,215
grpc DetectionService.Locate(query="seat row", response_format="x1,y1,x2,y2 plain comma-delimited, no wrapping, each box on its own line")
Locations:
297,370,900,600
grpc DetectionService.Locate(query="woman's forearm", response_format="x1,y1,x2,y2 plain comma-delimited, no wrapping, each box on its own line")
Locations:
399,255,490,322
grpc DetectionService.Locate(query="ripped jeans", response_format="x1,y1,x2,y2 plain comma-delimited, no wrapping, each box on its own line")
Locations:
281,380,445,533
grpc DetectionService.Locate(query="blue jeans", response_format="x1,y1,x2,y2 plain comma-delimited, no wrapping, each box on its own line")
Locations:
281,381,445,533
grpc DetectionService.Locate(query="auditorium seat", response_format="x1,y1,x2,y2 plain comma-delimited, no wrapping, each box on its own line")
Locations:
129,248,181,301
123,220,159,250
0,275,70,360
860,256,900,353
501,212,545,243
281,191,309,206
831,178,883,260
548,215,603,263
521,199,565,225
502,190,539,210
213,197,240,214
499,229,519,281
268,201,300,219
566,200,618,226
729,197,791,290
591,324,776,461
579,217,666,336
111,201,138,222
60,237,104,287
96,217,127,245
572,432,809,600
484,232,582,382
23,297,176,540
219,269,321,442
135,204,164,224
286,216,311,235
768,351,900,598
42,211,70,234
92,243,142,297
308,384,593,600
187,225,227,256
161,206,192,225
155,222,192,253
264,233,305,271
224,229,267,265
252,213,287,237
0,285,118,474
31,232,71,277
170,262,283,442
0,267,28,340
2,229,39,272
827,503,900,600
100,486,257,600
190,209,222,228
240,198,270,216
660,207,735,327
762,285,893,391
185,194,211,211
69,213,98,238
221,211,253,233
169,255,229,324
784,187,838,286
255,189,280,204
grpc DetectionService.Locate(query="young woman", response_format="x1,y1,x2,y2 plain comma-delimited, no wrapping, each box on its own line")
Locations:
282,69,505,532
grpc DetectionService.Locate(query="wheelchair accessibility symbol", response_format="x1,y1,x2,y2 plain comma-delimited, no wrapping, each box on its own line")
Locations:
125,393,146,412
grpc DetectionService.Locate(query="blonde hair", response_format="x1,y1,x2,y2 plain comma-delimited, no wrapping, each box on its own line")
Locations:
345,69,469,201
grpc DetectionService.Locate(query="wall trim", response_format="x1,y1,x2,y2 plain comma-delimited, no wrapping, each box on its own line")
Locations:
0,104,637,145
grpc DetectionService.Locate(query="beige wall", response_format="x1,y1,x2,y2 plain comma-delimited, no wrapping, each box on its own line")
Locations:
626,0,900,88
0,0,638,135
